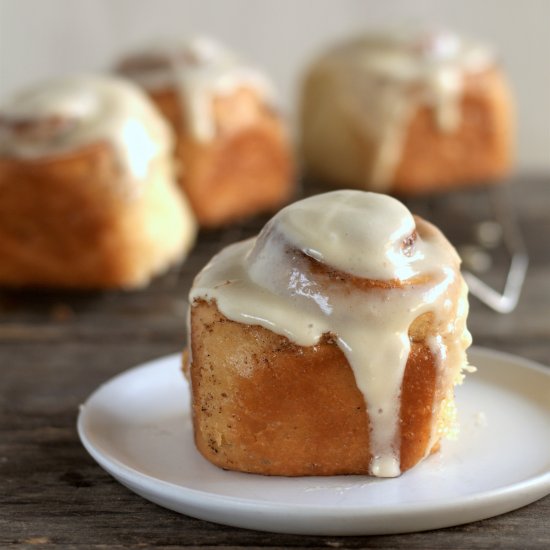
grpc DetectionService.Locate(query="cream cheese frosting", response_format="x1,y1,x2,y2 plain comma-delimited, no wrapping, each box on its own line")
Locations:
118,36,276,142
0,75,172,189
190,190,471,477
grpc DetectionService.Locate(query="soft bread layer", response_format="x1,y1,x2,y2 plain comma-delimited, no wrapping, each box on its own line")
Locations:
0,146,195,289
189,300,441,475
144,86,294,227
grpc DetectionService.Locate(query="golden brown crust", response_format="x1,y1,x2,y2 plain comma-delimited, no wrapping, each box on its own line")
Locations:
189,299,441,476
145,86,294,227
0,143,189,289
392,69,514,193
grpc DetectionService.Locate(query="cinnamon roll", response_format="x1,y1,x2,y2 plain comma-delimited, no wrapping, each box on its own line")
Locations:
187,190,471,477
300,28,514,194
0,75,196,289
117,37,294,227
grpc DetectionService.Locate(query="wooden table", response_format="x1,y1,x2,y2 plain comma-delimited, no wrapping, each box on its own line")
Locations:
1,177,549,549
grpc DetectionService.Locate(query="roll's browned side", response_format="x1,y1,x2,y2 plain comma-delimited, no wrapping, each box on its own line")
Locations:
391,68,514,194
189,299,438,476
0,143,186,289
146,86,294,227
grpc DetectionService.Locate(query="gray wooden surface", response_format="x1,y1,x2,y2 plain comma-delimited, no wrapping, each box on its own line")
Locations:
1,177,549,549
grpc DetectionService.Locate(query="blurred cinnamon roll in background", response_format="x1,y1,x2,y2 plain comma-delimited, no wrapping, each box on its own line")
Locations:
117,37,294,227
300,27,514,194
0,75,196,289
186,190,472,477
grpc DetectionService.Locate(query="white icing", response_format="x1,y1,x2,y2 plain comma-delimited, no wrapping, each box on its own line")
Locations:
190,191,470,477
306,27,494,189
0,75,172,187
118,36,276,142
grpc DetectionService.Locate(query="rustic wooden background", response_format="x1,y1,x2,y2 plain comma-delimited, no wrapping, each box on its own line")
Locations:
1,176,549,549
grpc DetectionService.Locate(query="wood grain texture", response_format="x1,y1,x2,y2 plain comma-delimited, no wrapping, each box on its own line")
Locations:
1,176,549,548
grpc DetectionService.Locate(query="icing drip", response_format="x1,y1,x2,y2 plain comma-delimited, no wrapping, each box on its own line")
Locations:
118,36,276,142
0,75,172,189
308,27,494,189
190,190,470,477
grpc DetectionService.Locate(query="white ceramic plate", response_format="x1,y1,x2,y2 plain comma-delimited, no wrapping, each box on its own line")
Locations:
77,346,550,536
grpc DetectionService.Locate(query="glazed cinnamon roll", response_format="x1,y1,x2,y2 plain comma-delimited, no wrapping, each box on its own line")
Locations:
187,190,471,477
117,37,294,227
301,27,514,194
0,75,196,289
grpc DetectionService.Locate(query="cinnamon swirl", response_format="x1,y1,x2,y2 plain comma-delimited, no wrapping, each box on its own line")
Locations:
187,190,472,477
0,75,196,289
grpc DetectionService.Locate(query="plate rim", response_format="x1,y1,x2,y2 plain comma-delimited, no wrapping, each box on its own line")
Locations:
77,345,550,530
